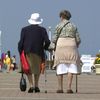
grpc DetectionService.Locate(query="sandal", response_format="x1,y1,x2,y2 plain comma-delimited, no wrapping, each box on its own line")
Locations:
67,89,73,93
35,87,40,93
56,90,63,93
28,87,34,93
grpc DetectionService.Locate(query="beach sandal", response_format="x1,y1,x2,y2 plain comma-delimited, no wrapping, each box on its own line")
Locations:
56,90,63,93
67,89,73,93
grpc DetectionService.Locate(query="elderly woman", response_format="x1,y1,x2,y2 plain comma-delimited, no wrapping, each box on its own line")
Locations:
51,10,81,93
18,13,50,93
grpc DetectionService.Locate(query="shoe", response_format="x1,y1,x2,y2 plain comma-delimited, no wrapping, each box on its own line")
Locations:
35,87,40,93
28,87,34,93
56,90,63,93
67,89,73,93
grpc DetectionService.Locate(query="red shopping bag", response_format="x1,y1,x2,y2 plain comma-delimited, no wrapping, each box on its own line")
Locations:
20,50,30,74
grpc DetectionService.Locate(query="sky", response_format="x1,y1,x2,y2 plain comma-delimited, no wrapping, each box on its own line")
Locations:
0,0,100,61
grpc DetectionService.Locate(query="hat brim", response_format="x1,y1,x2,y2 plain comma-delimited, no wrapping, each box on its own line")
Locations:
28,19,43,25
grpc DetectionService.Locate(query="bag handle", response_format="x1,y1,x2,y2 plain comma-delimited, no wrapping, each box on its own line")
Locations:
20,60,24,77
54,22,70,50
59,22,70,34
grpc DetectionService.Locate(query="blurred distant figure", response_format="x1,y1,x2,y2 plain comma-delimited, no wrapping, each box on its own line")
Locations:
11,55,16,70
1,53,6,70
4,54,11,73
7,50,11,58
0,59,2,71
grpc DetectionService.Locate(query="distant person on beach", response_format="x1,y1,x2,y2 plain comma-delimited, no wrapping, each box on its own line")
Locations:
51,10,81,93
11,55,17,70
18,13,50,93
0,59,2,71
4,54,11,73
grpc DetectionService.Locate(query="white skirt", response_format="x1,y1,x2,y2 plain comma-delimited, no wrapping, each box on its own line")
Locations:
56,63,81,75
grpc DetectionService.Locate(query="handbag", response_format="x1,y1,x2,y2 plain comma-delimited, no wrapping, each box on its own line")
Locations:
20,72,27,91
20,50,30,74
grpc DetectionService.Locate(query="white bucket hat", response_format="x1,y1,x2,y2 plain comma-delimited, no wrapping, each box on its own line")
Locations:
28,13,43,25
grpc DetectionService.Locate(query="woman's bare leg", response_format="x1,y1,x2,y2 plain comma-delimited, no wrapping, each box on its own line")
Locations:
57,74,63,90
27,73,33,88
34,74,40,87
67,73,73,90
